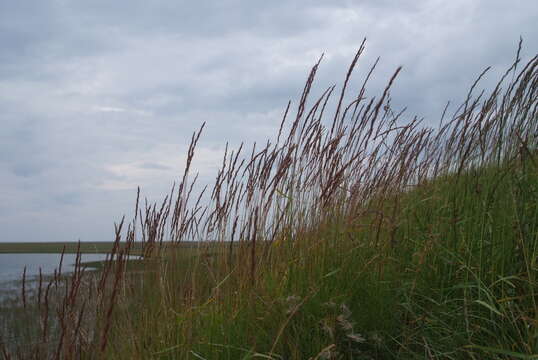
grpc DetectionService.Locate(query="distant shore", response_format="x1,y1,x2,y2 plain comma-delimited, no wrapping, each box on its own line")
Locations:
0,241,143,254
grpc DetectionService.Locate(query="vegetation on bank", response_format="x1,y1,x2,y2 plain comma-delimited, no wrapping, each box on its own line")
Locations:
0,242,144,255
1,41,537,359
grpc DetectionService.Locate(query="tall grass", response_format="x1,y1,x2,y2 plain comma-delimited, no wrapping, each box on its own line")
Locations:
1,40,537,359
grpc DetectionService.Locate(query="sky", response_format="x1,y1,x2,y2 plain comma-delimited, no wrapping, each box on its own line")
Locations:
1,1,537,243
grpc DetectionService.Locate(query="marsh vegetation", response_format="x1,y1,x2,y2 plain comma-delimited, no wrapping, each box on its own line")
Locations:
1,41,537,359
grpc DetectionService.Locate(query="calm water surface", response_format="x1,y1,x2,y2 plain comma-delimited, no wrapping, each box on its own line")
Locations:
0,253,111,293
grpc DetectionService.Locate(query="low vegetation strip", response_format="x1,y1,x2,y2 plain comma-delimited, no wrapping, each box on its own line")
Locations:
0,242,140,254
1,41,537,359
0,242,204,255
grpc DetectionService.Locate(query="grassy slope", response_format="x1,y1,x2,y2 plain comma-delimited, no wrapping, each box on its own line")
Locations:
103,154,537,359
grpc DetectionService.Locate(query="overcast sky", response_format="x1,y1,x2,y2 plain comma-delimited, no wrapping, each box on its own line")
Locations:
1,1,536,243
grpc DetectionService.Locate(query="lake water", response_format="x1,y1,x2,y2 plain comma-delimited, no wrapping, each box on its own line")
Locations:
0,253,117,352
0,253,111,295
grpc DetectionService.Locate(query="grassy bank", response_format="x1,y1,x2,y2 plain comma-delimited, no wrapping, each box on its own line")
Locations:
101,46,538,359
103,153,537,359
0,242,145,255
1,43,537,359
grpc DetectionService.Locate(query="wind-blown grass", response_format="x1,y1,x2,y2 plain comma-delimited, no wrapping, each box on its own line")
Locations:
1,40,537,359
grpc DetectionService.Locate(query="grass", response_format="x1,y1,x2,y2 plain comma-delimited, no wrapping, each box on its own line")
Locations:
0,242,144,255
1,41,537,359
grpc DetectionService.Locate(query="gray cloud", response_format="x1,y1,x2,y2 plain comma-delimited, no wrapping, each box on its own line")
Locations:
138,162,172,171
0,0,536,242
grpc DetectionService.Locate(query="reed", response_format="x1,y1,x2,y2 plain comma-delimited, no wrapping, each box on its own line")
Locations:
1,40,537,359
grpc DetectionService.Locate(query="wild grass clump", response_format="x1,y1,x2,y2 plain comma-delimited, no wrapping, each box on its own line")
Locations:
1,39,537,359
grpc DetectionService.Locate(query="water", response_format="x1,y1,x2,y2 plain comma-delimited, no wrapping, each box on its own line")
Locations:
0,253,111,295
0,253,114,352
